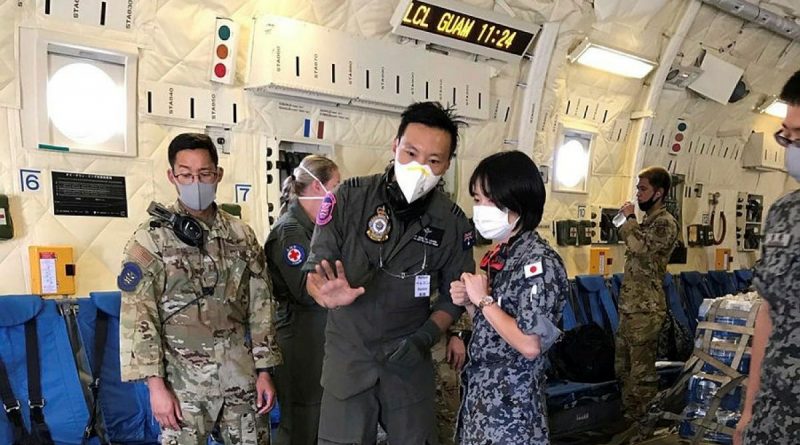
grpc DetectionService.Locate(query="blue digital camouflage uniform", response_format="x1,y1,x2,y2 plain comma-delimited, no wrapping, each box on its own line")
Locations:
744,190,800,443
457,230,568,444
119,202,282,445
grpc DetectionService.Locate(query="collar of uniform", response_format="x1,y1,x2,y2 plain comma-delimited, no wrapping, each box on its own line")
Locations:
503,230,541,269
643,206,669,224
170,200,232,240
288,199,315,234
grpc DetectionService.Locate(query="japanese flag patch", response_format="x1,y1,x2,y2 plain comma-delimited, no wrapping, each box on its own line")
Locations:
284,244,306,267
524,261,543,278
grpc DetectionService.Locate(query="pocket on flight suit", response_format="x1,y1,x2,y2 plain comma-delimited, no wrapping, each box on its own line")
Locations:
221,404,271,445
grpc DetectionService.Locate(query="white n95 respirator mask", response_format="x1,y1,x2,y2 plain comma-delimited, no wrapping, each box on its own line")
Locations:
394,153,441,204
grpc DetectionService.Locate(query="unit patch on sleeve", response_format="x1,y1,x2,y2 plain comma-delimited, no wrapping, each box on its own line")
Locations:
462,230,476,250
524,261,543,278
285,244,306,267
117,262,143,292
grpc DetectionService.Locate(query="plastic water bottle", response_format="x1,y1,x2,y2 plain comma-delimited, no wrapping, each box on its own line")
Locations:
612,211,627,227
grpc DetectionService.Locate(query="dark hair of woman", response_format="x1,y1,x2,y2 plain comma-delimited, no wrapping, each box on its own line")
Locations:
468,150,546,232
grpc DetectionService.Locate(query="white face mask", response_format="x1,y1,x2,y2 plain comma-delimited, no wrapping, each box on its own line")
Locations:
394,152,441,204
473,205,518,241
785,144,800,182
178,182,217,211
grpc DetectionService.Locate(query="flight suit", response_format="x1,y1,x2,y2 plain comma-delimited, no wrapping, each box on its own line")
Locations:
744,190,800,443
119,202,282,445
615,206,677,421
304,172,475,444
457,231,568,444
265,200,326,445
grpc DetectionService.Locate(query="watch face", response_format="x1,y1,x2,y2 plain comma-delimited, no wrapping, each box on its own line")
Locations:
480,295,494,307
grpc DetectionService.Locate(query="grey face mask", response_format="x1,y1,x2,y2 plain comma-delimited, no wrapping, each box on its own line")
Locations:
178,182,217,211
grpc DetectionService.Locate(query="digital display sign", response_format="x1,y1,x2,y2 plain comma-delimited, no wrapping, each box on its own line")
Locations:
391,0,539,62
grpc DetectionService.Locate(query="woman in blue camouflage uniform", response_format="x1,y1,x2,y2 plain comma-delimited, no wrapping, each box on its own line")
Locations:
265,155,340,445
451,151,569,444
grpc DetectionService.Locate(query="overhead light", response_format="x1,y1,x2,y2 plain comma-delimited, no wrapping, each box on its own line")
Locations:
756,96,788,119
567,40,657,79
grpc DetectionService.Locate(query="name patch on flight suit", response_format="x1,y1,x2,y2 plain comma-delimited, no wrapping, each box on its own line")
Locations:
764,233,792,247
412,226,444,247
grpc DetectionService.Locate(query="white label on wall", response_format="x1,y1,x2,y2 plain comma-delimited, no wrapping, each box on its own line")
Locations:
43,0,137,31
40,255,58,294
143,82,241,126
235,183,252,203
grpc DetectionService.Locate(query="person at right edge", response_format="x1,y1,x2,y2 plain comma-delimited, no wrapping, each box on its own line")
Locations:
614,166,678,424
303,101,475,444
734,69,800,445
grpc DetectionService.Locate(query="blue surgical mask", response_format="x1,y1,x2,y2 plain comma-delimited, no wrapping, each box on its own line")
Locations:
785,144,800,182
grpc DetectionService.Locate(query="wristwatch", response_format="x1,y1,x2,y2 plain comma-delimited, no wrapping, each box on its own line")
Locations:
478,295,495,308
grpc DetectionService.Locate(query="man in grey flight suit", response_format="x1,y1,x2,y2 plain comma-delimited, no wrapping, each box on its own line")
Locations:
304,101,475,444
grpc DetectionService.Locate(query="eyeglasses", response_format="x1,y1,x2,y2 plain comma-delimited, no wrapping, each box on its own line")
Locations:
173,170,219,185
774,130,800,149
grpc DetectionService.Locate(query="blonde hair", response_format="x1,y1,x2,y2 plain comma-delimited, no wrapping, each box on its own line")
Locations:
280,155,338,214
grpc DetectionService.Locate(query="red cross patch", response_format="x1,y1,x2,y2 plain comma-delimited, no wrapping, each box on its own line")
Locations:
285,244,306,267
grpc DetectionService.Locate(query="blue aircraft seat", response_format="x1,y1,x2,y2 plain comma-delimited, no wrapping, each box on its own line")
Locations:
705,270,738,298
680,272,713,332
574,275,619,333
0,295,90,445
733,269,753,292
663,273,693,335
76,292,160,445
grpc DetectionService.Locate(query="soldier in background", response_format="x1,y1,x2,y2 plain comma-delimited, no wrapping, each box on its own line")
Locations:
615,166,678,423
265,155,340,445
118,133,282,445
734,69,800,445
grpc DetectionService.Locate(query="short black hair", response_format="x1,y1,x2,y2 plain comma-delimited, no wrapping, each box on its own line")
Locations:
638,166,671,199
168,133,219,168
780,70,800,106
396,101,466,158
469,151,546,232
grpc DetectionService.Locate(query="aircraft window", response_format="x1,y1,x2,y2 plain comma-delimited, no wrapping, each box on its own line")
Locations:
47,62,123,145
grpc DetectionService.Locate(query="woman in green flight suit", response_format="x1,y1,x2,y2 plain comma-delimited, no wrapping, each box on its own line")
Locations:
265,155,340,445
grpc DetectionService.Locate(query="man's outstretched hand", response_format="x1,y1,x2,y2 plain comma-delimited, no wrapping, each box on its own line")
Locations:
307,260,365,309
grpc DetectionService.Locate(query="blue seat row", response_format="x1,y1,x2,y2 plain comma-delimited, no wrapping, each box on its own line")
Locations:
0,293,159,445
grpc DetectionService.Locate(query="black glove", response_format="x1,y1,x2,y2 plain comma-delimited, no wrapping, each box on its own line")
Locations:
388,319,442,367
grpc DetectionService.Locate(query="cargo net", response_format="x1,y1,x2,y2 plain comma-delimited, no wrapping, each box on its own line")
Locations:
613,292,761,445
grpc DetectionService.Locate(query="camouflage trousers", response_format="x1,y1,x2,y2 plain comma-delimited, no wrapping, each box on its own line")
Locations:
433,337,461,445
161,394,270,445
614,311,664,421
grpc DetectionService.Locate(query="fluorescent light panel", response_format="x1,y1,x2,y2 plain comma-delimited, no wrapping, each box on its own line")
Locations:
758,98,788,119
569,41,656,79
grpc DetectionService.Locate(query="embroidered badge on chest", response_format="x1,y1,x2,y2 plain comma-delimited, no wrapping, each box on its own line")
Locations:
284,244,306,266
462,230,476,250
366,205,392,243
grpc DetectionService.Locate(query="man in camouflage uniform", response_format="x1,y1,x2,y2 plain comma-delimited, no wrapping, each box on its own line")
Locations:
615,166,678,422
735,70,800,445
118,133,281,445
433,315,471,445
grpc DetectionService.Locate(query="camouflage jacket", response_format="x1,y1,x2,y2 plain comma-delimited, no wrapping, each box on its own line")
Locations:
458,230,569,444
749,189,800,438
618,206,678,314
118,201,281,394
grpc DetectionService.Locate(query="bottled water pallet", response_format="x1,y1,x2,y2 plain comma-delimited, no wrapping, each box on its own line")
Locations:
676,295,760,445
